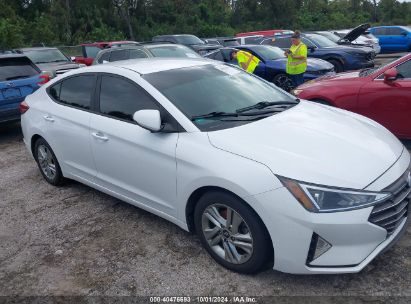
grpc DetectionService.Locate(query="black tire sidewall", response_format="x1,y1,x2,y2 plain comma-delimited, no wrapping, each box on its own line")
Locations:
328,59,343,73
194,191,273,274
34,138,64,186
273,74,294,91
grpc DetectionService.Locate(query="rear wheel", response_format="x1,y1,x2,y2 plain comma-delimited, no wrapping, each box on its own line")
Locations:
34,138,65,186
328,59,344,73
194,191,273,274
272,74,294,92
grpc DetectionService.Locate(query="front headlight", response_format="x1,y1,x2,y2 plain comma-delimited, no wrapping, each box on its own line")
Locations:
279,177,390,213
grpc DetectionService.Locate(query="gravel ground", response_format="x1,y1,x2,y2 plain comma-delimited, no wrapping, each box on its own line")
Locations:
0,122,410,299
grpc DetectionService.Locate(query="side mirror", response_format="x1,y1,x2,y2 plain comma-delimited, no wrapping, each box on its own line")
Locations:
70,56,75,61
383,68,398,82
133,109,162,132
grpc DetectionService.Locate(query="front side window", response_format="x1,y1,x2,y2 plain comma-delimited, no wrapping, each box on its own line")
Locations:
98,52,110,63
387,27,402,35
55,75,95,109
109,50,128,62
129,49,150,59
99,75,158,121
143,64,295,131
396,60,411,79
265,38,291,49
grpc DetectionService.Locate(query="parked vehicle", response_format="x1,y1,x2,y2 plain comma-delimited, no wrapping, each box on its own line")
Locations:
293,53,411,139
93,46,152,65
21,58,410,275
202,37,240,47
236,30,293,37
236,35,264,45
261,33,375,73
369,26,411,53
18,47,82,76
143,43,201,58
205,46,334,91
152,34,221,55
331,24,381,54
0,54,48,123
74,41,140,66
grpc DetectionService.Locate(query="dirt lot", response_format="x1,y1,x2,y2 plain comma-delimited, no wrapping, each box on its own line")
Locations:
0,122,410,299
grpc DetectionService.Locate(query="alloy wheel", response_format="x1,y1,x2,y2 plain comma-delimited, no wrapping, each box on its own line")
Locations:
37,144,57,180
201,204,253,264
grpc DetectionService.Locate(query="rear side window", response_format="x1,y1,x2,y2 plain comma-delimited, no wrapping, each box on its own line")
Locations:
52,75,96,110
99,75,158,121
0,57,39,81
84,46,102,58
374,28,387,35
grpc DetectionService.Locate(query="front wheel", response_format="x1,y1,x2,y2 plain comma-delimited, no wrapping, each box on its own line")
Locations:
272,74,294,92
194,191,273,274
328,59,344,73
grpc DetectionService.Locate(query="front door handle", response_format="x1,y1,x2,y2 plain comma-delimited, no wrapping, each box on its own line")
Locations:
92,132,109,142
43,115,55,122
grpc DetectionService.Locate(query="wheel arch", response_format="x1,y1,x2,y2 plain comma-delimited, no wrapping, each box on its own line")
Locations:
31,134,43,156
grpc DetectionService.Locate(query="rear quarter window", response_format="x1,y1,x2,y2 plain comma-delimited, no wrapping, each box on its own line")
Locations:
0,57,39,81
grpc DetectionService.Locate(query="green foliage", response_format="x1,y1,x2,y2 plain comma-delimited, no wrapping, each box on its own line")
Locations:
1,0,410,48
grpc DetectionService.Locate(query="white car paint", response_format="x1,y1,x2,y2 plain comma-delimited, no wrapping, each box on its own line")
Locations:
21,58,410,274
335,30,381,54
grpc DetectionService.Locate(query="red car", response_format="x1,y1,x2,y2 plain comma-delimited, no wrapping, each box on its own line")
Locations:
294,54,411,139
73,41,140,66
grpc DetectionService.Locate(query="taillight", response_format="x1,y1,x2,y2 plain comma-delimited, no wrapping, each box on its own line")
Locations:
19,101,30,114
37,73,50,86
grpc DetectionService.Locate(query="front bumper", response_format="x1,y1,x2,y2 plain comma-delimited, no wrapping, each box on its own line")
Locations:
249,158,410,274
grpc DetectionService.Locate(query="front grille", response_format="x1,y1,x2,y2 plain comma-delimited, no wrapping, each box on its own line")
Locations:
368,169,411,237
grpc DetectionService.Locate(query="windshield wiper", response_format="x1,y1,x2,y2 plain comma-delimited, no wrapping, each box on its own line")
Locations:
191,111,239,121
236,100,299,113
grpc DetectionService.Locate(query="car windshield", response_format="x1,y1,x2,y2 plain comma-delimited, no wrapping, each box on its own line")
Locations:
306,34,338,47
318,32,341,43
148,45,200,58
175,35,205,45
245,46,283,60
143,64,295,131
24,49,69,64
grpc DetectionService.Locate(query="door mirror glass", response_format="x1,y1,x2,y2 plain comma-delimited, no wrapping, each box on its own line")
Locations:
133,109,162,132
383,68,398,82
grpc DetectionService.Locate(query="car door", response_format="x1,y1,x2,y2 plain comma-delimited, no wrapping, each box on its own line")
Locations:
90,74,179,216
388,27,408,51
45,74,98,181
357,59,411,138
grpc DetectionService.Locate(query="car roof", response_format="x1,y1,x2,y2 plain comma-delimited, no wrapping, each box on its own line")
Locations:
0,54,29,59
144,43,186,48
91,58,215,75
19,47,59,51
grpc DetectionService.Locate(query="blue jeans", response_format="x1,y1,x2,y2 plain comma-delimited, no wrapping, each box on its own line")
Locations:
290,73,305,88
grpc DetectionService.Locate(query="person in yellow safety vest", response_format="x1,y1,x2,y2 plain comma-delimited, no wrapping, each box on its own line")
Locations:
284,31,307,88
231,50,260,73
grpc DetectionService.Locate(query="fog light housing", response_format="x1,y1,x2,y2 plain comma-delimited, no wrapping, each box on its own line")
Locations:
306,233,332,265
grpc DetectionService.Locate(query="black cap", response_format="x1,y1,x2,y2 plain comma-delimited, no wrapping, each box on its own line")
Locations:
291,31,301,39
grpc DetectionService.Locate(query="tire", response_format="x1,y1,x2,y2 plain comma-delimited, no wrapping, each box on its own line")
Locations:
311,99,332,106
272,74,294,92
328,59,344,73
34,138,65,186
194,191,273,274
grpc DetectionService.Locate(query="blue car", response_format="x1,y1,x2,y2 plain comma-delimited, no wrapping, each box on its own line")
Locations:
0,54,45,123
369,26,411,53
261,33,375,73
204,45,335,91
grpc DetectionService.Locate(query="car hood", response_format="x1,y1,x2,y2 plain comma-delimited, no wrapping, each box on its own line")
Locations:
300,71,361,85
342,23,370,42
36,62,81,73
207,101,403,189
271,57,333,71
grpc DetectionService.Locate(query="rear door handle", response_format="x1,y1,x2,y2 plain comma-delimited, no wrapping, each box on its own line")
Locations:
92,132,109,142
43,115,55,122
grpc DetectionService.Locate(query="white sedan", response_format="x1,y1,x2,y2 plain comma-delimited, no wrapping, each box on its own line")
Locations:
20,58,410,274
